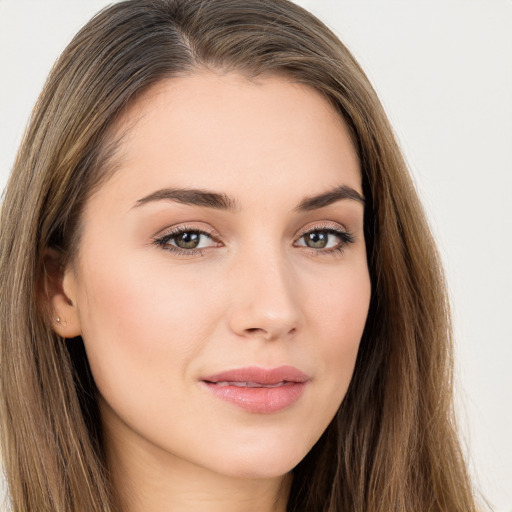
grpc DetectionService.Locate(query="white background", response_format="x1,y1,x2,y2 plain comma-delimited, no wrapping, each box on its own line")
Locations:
1,1,511,511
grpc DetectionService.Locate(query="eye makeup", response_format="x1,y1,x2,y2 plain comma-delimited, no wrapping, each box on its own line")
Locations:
294,224,355,256
153,224,222,257
152,221,355,258
293,221,355,257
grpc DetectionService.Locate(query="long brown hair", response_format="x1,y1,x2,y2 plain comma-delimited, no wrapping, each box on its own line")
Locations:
0,1,478,510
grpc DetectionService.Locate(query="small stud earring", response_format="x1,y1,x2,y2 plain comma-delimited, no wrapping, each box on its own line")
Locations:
56,316,61,324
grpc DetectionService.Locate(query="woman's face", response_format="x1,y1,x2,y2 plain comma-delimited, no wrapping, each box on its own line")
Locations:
58,72,371,480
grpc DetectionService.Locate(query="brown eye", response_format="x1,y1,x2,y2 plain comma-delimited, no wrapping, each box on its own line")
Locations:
295,227,354,253
174,231,202,249
155,228,219,253
303,231,329,249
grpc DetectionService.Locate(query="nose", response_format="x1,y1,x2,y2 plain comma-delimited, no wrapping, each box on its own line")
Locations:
227,250,303,341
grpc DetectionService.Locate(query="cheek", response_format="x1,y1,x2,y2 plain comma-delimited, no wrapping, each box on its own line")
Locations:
74,251,223,401
306,265,371,390
79,247,218,334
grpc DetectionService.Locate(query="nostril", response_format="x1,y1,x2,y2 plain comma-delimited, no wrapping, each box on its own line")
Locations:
245,327,269,337
243,326,297,338
229,291,302,340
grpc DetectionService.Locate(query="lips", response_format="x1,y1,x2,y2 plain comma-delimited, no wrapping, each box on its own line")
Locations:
201,366,309,414
213,381,289,388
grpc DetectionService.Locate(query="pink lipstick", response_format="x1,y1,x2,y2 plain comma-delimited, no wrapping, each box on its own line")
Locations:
201,366,309,414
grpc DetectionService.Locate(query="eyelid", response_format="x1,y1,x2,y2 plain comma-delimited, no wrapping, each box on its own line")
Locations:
294,220,351,239
293,221,355,253
154,223,220,241
152,220,355,257
152,223,223,255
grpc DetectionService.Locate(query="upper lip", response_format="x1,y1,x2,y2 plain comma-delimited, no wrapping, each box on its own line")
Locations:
202,365,309,385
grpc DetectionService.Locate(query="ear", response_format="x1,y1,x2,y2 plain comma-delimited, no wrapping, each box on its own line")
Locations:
41,249,82,338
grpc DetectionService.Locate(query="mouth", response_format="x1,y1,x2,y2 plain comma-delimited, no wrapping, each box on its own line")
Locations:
210,381,291,388
201,366,309,414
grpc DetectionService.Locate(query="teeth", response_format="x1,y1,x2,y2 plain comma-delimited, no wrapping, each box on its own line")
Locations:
213,381,286,388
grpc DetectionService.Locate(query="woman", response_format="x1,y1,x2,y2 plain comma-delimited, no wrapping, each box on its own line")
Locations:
0,0,478,511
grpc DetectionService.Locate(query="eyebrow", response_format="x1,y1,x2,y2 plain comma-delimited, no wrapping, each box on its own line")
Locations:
133,184,364,212
134,188,239,212
294,185,365,211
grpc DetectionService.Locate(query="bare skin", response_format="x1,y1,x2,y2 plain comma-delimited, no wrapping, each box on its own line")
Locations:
51,72,371,511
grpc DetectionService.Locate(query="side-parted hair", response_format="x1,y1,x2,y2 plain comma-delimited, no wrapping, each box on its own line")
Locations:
0,1,478,511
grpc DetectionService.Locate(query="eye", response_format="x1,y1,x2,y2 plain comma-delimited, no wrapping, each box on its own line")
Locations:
169,231,210,250
153,227,220,254
294,226,354,253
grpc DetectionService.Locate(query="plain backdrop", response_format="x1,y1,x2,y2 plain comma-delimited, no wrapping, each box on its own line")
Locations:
1,1,511,511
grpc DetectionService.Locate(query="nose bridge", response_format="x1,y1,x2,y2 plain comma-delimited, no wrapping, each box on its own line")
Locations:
228,241,302,340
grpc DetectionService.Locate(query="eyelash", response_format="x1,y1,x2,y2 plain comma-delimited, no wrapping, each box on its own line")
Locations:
295,224,355,256
153,226,220,257
153,223,355,257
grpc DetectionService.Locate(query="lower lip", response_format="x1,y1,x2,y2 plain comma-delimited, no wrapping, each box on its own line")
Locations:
202,382,307,414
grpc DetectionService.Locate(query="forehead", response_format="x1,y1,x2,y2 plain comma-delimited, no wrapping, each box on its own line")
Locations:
92,71,362,210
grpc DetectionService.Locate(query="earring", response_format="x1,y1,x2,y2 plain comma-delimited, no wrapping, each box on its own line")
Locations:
56,316,61,324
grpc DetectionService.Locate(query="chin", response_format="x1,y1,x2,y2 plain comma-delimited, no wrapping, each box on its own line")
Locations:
206,437,311,480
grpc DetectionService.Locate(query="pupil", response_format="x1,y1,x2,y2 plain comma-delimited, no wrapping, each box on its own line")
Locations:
306,231,328,248
176,232,200,249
